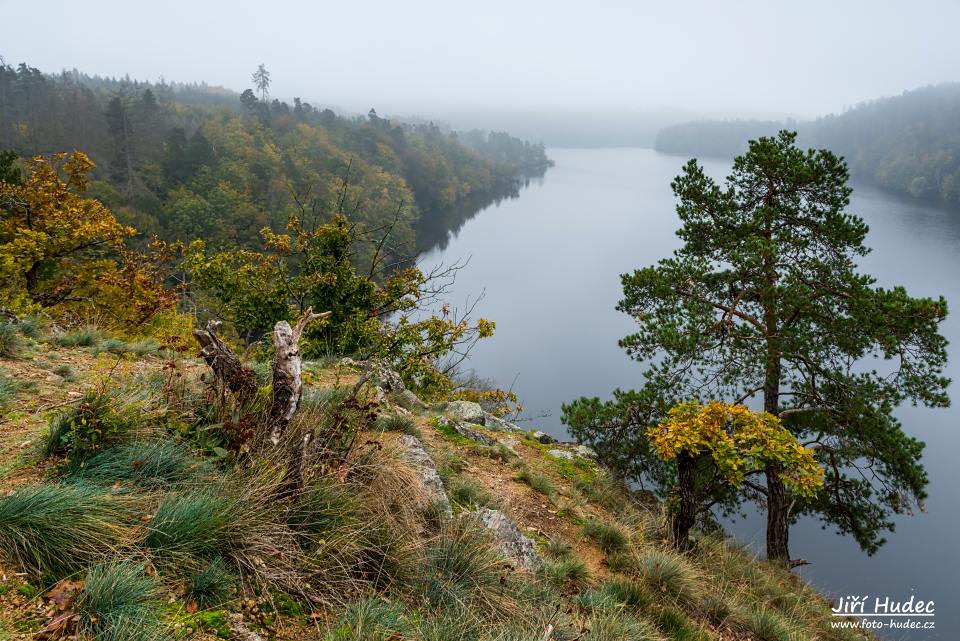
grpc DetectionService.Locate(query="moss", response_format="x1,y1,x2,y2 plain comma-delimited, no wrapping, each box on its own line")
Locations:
17,582,36,598
432,418,473,446
183,609,231,638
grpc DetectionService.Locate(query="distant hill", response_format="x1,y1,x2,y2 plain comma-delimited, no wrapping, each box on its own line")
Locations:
0,62,550,256
654,84,960,207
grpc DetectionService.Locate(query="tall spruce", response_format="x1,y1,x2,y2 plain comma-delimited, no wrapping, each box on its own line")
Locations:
563,131,949,563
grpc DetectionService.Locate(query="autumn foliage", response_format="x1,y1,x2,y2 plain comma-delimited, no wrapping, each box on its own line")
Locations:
0,152,175,328
648,401,823,550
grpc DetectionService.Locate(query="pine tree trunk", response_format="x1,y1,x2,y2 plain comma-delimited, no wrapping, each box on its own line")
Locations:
765,462,790,562
672,452,697,551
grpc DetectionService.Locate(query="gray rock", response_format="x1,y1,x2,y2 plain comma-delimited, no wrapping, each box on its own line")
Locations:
482,412,524,433
573,444,597,459
399,434,452,516
472,508,542,570
547,449,574,460
530,430,556,444
438,417,497,446
226,613,266,641
368,359,405,392
397,388,428,411
447,400,485,424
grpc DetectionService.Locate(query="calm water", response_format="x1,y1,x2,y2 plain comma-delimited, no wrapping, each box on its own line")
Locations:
420,148,960,639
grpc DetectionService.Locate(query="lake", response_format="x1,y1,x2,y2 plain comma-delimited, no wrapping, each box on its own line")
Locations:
419,147,960,639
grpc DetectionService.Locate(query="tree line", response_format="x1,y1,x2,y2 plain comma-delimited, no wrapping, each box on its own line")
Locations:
0,61,551,260
654,83,960,208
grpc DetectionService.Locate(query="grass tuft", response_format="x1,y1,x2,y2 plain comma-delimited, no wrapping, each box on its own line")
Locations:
0,323,25,358
54,327,102,348
582,519,628,555
75,561,166,641
515,466,555,496
542,556,590,588
324,596,411,641
375,413,420,437
0,483,131,576
143,485,242,559
449,476,497,509
634,548,702,606
186,557,237,609
52,363,77,381
584,609,662,641
68,440,207,489
0,377,16,412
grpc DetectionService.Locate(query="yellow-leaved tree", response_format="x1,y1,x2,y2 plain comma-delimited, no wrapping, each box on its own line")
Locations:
0,152,176,329
647,401,823,551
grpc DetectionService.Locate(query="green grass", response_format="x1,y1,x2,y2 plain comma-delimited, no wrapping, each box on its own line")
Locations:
144,486,243,559
634,548,702,606
375,413,420,436
0,483,131,576
542,536,573,559
515,466,556,496
0,377,15,412
52,363,76,381
67,440,208,489
0,323,25,358
735,607,798,641
186,557,237,609
287,477,357,541
582,519,628,554
542,556,589,587
418,517,519,617
433,417,474,445
75,561,166,641
92,337,160,357
324,596,411,641
54,327,102,348
584,609,662,641
654,607,711,641
449,476,497,509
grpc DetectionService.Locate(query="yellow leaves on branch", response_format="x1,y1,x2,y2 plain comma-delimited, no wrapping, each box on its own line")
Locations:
0,151,176,327
647,401,824,497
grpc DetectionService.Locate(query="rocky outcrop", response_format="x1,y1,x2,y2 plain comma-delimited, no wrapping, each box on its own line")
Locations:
226,613,266,641
483,412,524,433
547,449,574,460
472,508,542,570
438,417,497,446
446,400,485,424
396,388,428,411
530,430,556,444
398,434,452,516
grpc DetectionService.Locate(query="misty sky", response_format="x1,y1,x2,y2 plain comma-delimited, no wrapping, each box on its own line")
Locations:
4,0,958,120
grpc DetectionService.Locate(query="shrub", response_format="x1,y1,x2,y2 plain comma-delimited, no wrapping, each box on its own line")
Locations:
68,441,207,489
582,520,628,555
515,467,555,496
75,561,166,641
325,596,411,641
45,388,146,459
0,483,131,576
543,556,589,588
143,486,243,559
635,548,702,606
54,327,102,348
449,477,497,509
186,557,237,609
0,323,24,358
375,413,420,436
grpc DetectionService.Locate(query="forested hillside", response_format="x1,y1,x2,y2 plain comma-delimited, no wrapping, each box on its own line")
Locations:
654,83,960,207
0,62,550,256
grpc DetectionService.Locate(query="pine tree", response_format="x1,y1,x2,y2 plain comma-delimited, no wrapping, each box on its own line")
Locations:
563,131,949,563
